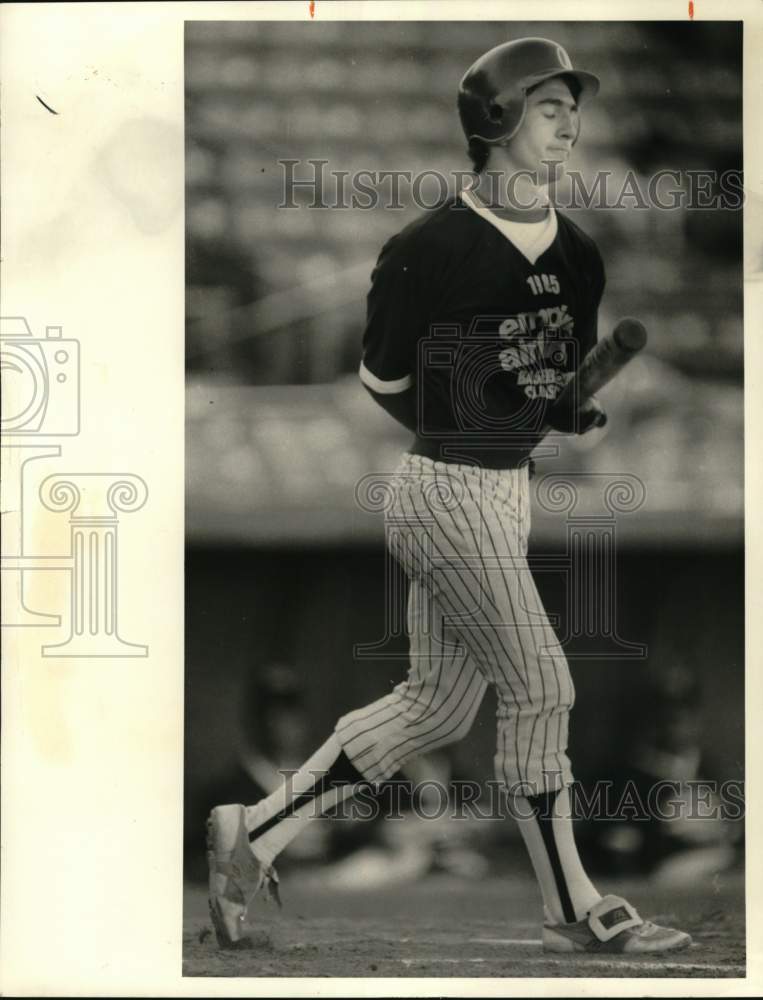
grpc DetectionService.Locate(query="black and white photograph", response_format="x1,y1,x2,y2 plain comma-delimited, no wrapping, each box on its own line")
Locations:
2,3,761,995
184,16,746,979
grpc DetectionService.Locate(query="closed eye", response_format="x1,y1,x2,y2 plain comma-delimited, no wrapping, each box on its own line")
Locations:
538,99,578,115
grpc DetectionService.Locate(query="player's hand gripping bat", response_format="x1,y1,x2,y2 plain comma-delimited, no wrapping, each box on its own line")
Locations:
545,317,648,434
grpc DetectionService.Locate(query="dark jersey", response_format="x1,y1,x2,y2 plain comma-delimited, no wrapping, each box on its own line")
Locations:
359,195,605,467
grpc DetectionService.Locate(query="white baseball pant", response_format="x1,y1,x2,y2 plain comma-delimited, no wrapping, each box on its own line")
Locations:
336,452,575,794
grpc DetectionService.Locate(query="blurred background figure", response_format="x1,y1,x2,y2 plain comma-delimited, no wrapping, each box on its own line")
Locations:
577,562,744,884
185,19,743,886
579,663,741,884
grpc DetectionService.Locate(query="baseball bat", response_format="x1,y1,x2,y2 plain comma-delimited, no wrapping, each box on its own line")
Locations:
546,317,647,432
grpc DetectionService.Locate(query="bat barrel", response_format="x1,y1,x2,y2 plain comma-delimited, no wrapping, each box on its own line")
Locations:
613,317,648,353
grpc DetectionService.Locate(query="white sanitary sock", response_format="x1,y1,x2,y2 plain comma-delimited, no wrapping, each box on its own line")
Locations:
513,785,602,924
244,733,361,868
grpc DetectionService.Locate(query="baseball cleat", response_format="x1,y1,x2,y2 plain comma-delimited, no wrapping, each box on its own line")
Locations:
206,803,281,949
542,894,692,954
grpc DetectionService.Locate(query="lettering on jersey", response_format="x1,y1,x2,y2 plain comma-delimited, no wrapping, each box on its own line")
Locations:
498,304,575,400
516,368,569,398
498,304,574,340
517,368,563,386
526,273,560,296
499,341,568,372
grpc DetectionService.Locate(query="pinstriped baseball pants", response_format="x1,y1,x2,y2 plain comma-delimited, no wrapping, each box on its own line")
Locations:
336,452,575,794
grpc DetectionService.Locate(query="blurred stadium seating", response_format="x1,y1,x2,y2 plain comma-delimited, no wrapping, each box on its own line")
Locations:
186,365,743,546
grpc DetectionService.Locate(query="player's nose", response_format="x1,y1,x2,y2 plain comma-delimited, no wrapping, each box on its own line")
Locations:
556,113,575,141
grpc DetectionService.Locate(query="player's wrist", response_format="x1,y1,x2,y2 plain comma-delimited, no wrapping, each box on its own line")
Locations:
547,395,607,434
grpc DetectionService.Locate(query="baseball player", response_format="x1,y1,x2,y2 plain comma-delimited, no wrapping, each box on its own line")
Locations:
207,37,692,955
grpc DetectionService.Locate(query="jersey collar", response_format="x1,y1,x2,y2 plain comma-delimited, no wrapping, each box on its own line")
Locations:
459,187,558,266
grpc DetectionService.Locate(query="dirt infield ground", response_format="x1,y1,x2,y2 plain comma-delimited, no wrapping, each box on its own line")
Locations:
183,870,745,979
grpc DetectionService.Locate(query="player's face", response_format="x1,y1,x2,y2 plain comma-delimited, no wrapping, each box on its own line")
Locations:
508,77,580,178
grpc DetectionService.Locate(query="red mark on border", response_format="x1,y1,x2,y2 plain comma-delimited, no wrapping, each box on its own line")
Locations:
309,0,315,16
688,1,694,18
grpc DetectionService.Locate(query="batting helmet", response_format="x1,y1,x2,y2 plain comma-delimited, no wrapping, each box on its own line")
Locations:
457,37,600,146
